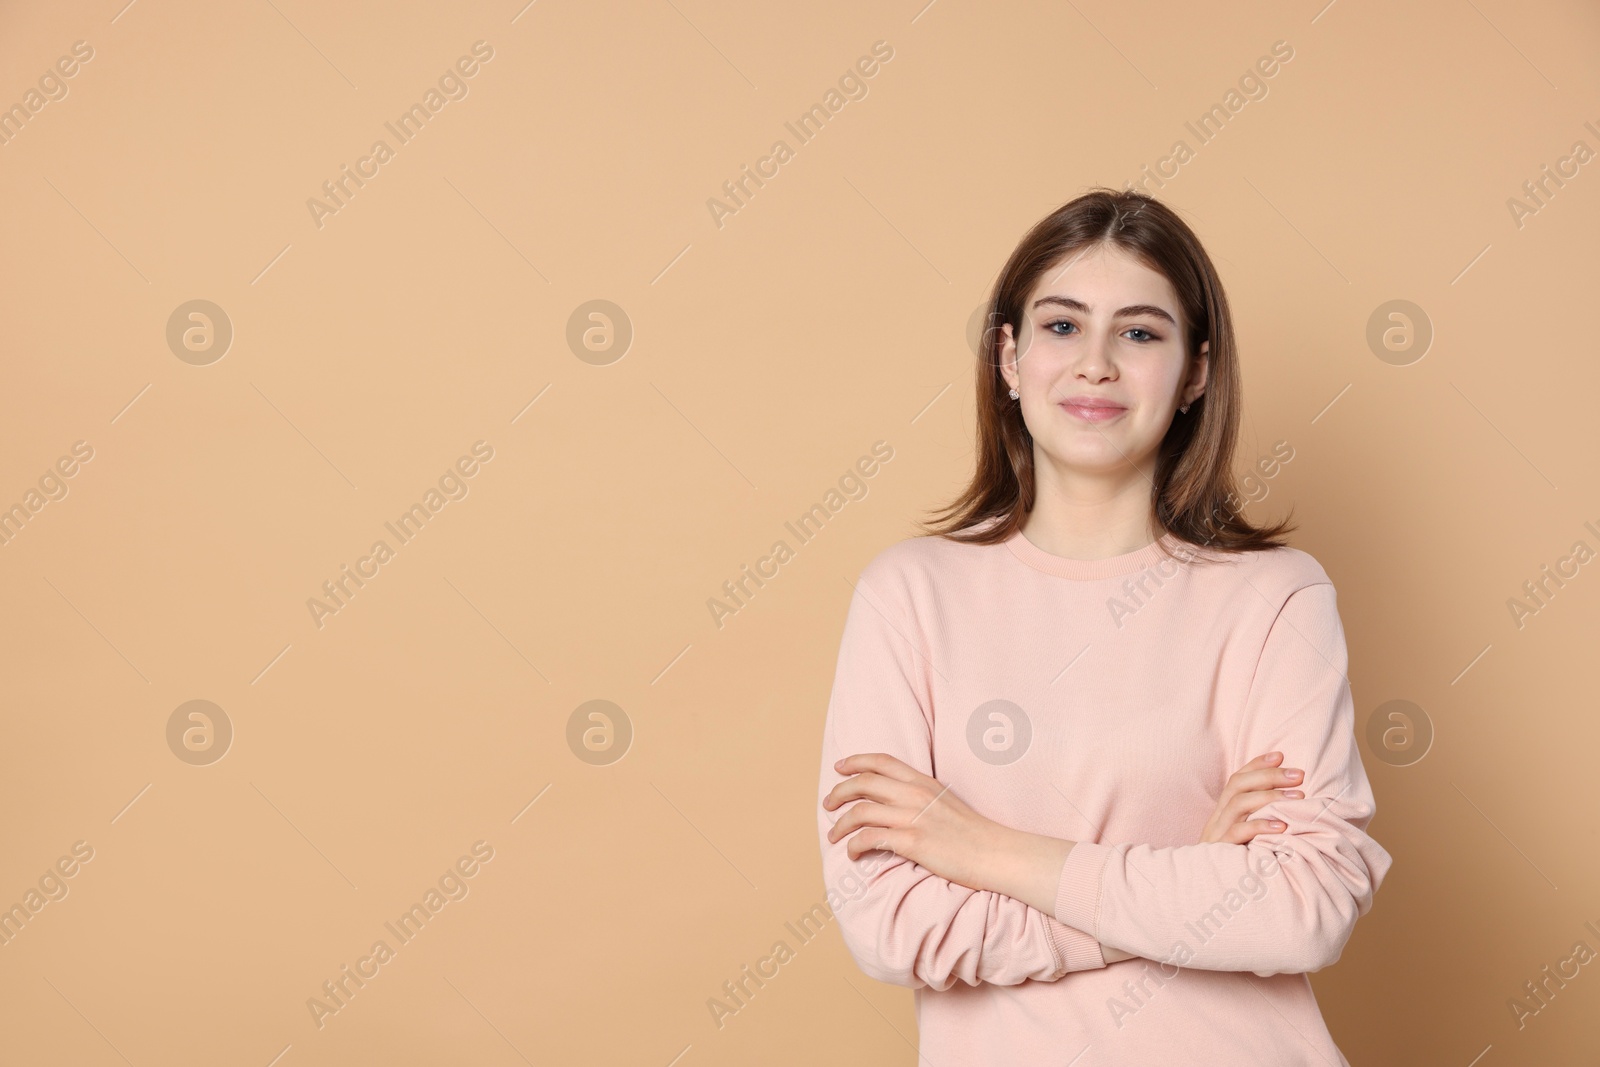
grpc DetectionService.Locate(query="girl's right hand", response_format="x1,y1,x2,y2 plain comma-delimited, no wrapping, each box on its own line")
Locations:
1098,752,1305,964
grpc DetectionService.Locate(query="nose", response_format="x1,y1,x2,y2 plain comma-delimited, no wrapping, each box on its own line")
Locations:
1070,327,1116,382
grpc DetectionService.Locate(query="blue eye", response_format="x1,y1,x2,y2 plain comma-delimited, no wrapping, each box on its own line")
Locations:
1043,320,1160,342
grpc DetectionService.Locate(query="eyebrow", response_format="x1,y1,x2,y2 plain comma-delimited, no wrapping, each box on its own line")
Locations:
1030,296,1177,327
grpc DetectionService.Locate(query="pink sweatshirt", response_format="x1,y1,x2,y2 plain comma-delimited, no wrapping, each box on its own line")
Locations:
816,519,1393,1065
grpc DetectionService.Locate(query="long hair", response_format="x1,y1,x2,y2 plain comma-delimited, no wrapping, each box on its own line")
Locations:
918,187,1295,562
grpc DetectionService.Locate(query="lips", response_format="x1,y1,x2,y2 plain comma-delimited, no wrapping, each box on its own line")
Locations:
1060,397,1127,422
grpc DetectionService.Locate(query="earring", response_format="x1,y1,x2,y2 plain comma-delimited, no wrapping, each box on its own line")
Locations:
1180,402,1190,414
1009,387,1020,400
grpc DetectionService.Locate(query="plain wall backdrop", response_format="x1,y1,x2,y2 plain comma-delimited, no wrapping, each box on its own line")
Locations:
2,0,1598,1063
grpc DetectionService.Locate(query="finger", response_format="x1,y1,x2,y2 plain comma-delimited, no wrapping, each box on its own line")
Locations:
834,752,925,784
1226,766,1305,795
1219,754,1285,802
845,827,902,862
823,771,913,811
826,801,900,844
1222,791,1273,827
1219,818,1288,844
1224,786,1304,823
1219,792,1255,825
1231,752,1284,776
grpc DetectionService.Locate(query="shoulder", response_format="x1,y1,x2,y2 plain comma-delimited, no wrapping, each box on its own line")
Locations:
850,526,998,612
1240,541,1332,588
1188,538,1339,617
857,530,972,589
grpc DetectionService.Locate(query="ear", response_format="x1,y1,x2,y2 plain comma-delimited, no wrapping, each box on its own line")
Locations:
1186,340,1210,405
999,322,1019,393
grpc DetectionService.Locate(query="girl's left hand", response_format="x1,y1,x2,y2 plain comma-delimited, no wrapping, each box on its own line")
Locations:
823,752,1003,892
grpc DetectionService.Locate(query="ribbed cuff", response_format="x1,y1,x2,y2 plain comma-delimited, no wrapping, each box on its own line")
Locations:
1054,840,1113,937
1045,916,1107,974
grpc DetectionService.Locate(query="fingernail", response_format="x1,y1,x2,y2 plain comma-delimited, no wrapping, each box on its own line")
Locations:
1283,790,1303,799
1285,769,1302,779
1270,821,1286,829
1266,752,1282,761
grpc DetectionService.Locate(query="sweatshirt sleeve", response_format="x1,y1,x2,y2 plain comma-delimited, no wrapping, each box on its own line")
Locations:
817,561,1109,989
1052,581,1394,977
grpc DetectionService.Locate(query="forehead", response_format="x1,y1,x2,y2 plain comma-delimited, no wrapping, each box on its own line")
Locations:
1028,243,1178,309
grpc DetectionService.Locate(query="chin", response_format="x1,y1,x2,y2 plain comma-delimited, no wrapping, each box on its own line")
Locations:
1042,439,1158,472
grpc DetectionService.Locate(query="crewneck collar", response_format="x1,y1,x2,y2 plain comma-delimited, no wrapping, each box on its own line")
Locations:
1003,526,1181,581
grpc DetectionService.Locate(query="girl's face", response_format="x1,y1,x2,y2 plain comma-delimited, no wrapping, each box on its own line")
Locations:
999,243,1208,483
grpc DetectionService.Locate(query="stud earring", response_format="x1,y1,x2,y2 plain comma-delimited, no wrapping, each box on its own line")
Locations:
1009,387,1020,400
1180,403,1190,414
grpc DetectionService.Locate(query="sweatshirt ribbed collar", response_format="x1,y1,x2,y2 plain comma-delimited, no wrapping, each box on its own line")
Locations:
1002,526,1183,581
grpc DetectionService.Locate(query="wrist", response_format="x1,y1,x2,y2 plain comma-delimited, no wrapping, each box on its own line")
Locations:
986,825,1075,914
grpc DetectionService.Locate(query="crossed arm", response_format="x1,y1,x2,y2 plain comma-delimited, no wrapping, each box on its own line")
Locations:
822,750,1304,966
814,576,1393,989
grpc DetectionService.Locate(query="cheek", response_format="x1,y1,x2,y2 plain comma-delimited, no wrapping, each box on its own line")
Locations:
1021,351,1070,392
1129,363,1184,401
1025,377,1067,409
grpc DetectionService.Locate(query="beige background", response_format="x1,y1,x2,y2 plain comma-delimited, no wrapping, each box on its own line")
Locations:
1,0,1597,1063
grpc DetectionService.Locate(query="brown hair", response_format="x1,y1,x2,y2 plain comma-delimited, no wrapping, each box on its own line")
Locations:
918,187,1295,563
